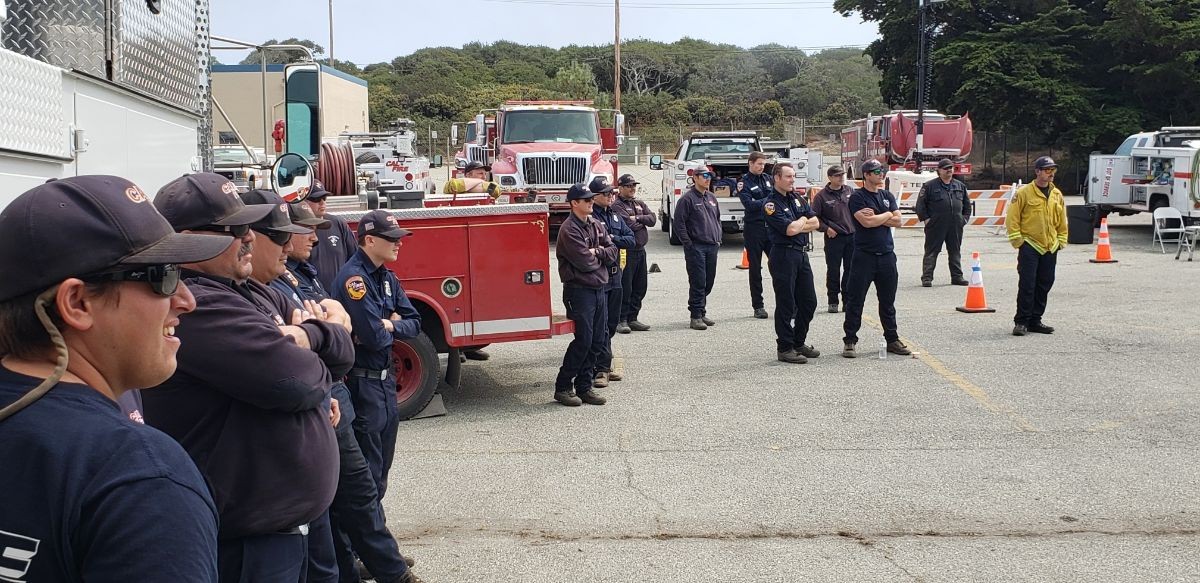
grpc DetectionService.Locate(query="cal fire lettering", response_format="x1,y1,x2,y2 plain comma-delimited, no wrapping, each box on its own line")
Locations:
0,530,40,583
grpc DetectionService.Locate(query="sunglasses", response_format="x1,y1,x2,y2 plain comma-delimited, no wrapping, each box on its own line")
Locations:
193,224,251,238
253,229,293,246
87,264,181,296
696,172,715,179
368,233,401,243
868,169,887,176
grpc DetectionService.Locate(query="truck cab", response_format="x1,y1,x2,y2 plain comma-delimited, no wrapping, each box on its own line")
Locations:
1087,127,1200,222
451,117,494,178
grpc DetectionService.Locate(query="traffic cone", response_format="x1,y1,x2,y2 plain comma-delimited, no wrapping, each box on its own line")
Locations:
956,252,996,313
1089,218,1119,263
735,248,750,270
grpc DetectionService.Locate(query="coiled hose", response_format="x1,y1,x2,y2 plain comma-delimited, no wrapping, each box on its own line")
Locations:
315,142,358,196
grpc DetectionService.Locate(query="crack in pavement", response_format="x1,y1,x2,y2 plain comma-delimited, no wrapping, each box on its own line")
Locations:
840,532,924,582
619,431,668,533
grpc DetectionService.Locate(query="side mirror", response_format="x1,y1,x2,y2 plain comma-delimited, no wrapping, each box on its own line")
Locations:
272,153,314,202
451,125,459,145
284,63,322,159
615,113,626,137
432,154,443,168
649,155,663,170
474,114,485,140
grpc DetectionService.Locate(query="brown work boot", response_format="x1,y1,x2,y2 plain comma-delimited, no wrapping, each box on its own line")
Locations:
886,340,912,355
616,321,632,334
628,320,651,331
578,390,606,405
842,343,858,358
777,350,808,364
796,344,820,359
690,318,708,330
701,316,716,326
554,391,582,406
593,372,609,388
607,371,623,381
398,570,425,583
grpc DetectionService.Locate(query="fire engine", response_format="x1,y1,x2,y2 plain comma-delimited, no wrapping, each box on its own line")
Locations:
325,119,437,209
841,110,973,178
1087,127,1200,223
476,101,625,225
451,116,494,178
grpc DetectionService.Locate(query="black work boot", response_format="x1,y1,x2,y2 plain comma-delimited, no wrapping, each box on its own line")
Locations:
555,391,582,406
797,345,821,359
616,321,632,334
1012,324,1028,336
690,318,707,330
1027,322,1055,334
754,307,768,319
628,320,651,331
578,390,607,405
777,350,808,364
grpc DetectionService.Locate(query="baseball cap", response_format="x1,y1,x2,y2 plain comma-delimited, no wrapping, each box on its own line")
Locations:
861,159,885,174
827,165,845,177
307,180,332,200
566,183,596,201
155,172,275,230
937,159,955,170
1034,156,1058,170
288,201,331,230
0,176,231,302
617,174,639,187
240,190,313,234
357,209,412,240
693,165,715,178
588,176,614,195
463,161,491,174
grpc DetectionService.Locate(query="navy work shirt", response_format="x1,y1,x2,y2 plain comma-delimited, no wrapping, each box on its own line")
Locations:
311,213,358,292
736,171,773,224
763,188,817,249
332,248,422,371
672,186,722,246
270,259,331,308
849,187,899,255
593,204,635,290
0,368,218,582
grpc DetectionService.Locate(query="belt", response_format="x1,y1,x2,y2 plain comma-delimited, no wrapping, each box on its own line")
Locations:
348,367,388,380
277,523,309,536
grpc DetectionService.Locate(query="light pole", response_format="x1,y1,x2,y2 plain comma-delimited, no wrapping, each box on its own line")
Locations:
328,0,335,65
614,0,621,111
915,0,945,155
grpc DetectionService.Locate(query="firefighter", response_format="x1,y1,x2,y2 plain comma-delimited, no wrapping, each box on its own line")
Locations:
589,176,636,388
332,210,422,501
0,176,228,582
442,161,501,202
308,180,359,292
737,151,774,319
915,158,971,287
841,160,913,358
763,163,821,364
672,166,723,330
812,165,856,313
147,174,350,582
1007,156,1068,337
554,183,617,407
610,173,655,332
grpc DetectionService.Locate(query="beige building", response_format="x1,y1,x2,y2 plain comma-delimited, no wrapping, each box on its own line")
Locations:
210,64,368,151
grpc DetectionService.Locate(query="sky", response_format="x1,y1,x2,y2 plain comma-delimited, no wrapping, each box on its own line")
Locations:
210,0,879,67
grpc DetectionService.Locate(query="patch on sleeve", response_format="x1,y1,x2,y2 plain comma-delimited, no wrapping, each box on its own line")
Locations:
764,202,776,215
345,275,367,301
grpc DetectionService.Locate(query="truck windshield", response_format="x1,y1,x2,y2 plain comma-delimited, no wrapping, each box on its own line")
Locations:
1113,136,1138,156
501,111,599,144
213,148,262,165
465,123,478,143
685,141,754,160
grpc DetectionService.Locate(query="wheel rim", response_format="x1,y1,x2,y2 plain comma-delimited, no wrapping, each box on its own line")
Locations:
392,341,424,405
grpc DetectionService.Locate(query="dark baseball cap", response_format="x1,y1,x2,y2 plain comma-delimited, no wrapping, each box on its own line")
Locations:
937,159,955,170
861,159,885,174
289,201,331,230
0,176,230,302
463,161,491,174
240,190,312,234
155,172,275,231
357,209,412,240
566,183,596,201
588,176,614,195
307,180,332,200
827,165,845,177
617,174,639,187
1034,156,1058,170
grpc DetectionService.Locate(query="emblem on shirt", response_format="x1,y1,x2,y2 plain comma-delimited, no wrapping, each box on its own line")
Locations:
345,275,367,301
764,202,776,215
328,235,340,248
284,271,300,286
0,529,40,580
383,280,392,297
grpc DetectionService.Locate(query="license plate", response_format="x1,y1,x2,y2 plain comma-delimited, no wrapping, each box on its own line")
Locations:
549,194,564,202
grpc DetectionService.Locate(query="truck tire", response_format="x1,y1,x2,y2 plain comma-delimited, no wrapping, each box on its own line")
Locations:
666,203,681,245
661,211,670,232
392,332,440,420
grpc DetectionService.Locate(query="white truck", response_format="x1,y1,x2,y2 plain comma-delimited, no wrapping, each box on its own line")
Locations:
651,131,812,245
1087,127,1200,223
340,119,437,209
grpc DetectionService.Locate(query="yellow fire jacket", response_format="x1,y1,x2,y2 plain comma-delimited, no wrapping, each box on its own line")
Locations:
1006,182,1068,254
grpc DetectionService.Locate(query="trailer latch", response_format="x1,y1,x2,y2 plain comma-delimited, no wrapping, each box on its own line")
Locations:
525,270,544,284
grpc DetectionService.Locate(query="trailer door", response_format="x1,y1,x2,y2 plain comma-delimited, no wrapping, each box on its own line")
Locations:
1088,155,1132,205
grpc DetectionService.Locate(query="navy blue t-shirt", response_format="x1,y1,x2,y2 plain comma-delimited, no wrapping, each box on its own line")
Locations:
848,187,899,254
0,367,218,582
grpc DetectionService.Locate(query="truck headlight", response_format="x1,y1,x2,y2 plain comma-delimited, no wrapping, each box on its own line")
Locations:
456,159,466,168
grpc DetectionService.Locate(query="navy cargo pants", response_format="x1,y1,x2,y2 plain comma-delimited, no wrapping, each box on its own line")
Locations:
823,233,854,306
620,248,648,323
556,285,607,394
596,278,622,373
347,374,399,501
743,222,772,310
842,251,900,345
768,246,818,353
1014,243,1057,326
683,243,719,318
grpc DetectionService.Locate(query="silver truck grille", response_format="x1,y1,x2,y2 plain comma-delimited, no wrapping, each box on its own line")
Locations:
467,145,487,165
521,156,587,186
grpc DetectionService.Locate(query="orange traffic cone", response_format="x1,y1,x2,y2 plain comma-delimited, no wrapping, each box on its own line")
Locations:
956,252,996,313
735,248,750,270
1089,218,1118,263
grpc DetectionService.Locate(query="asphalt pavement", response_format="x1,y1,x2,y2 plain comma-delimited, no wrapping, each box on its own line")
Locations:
386,168,1199,581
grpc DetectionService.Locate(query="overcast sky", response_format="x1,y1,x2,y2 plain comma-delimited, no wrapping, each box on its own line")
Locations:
210,0,878,66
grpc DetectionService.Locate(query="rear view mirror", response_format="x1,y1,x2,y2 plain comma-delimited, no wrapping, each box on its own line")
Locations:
431,155,443,168
451,125,459,145
284,63,322,159
474,114,485,140
272,153,314,202
649,155,663,170
615,113,626,136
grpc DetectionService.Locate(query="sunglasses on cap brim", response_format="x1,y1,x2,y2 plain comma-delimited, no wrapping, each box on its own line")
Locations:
252,228,293,246
86,264,181,297
193,224,251,238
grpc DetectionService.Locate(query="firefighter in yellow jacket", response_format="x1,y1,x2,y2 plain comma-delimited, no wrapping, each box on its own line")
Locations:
443,161,501,200
1006,156,1068,337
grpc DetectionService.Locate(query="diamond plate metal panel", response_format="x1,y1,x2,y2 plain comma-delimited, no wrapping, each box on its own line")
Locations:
196,0,213,170
0,0,108,78
0,50,70,159
112,0,203,113
331,203,550,222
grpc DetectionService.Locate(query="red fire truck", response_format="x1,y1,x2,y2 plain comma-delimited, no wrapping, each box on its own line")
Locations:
451,117,495,178
841,110,973,178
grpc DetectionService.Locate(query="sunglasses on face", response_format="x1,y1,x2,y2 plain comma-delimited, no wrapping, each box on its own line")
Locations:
253,229,293,246
869,169,887,176
696,172,714,179
87,264,181,296
193,224,251,238
369,233,400,244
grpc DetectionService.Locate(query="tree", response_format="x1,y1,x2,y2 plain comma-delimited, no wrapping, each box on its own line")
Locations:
239,38,323,65
548,62,598,101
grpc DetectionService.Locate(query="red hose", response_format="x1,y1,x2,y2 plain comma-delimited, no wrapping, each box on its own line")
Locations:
315,142,357,196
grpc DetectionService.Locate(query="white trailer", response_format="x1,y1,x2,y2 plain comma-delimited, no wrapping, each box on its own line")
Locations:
1087,127,1200,223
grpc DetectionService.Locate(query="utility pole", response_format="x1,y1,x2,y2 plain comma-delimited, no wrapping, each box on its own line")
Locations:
614,0,621,111
915,0,945,155
328,0,335,65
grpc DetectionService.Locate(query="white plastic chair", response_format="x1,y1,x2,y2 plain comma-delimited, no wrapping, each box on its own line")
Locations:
1152,206,1188,253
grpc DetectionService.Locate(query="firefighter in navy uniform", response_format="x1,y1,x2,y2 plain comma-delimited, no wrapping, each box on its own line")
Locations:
332,210,422,502
737,151,775,319
308,181,359,292
589,176,636,389
763,163,822,364
915,158,972,287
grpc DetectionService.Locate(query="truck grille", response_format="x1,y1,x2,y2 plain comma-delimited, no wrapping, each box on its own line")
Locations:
521,156,587,186
467,145,487,165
